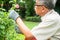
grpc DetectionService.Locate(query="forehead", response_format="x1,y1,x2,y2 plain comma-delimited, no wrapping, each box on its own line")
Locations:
35,0,40,4
35,0,45,5
35,0,45,2
35,0,40,3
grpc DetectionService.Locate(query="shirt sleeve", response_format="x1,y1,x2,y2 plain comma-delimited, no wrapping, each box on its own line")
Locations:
31,19,58,40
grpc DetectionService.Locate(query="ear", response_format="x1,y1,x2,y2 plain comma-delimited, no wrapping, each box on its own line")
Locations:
42,6,45,10
42,6,45,12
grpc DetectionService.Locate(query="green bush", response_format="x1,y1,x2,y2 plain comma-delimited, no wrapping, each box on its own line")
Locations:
0,11,25,40
25,16,41,22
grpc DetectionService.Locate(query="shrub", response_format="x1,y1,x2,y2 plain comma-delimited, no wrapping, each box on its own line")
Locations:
0,11,25,40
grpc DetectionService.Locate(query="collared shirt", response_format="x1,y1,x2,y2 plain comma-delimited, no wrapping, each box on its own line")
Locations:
31,9,60,40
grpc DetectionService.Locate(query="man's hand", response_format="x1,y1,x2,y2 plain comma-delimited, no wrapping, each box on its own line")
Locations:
9,10,23,34
9,10,35,39
9,10,19,21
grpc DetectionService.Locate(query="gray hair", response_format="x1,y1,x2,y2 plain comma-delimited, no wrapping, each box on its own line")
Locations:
37,0,57,9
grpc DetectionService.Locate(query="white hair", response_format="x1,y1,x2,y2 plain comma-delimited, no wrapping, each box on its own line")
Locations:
37,0,57,9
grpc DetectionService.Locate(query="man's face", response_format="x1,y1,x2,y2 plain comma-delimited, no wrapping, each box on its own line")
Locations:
34,4,43,16
34,0,45,16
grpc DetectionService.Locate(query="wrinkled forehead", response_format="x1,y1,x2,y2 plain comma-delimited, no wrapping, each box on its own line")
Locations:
36,0,45,2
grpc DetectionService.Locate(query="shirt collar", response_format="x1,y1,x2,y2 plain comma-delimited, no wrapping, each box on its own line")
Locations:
41,9,55,20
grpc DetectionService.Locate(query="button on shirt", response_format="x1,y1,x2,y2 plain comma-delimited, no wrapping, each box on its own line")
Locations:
31,9,60,40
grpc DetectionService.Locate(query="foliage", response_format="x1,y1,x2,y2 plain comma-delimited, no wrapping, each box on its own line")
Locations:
24,0,35,16
54,0,60,14
10,0,35,18
0,8,6,12
15,2,26,18
0,11,25,40
25,16,41,22
0,0,17,11
0,11,14,40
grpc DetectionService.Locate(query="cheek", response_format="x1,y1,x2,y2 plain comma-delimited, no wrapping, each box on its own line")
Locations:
35,8,42,14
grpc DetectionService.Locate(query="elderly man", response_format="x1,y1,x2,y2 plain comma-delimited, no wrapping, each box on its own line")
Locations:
9,0,60,40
